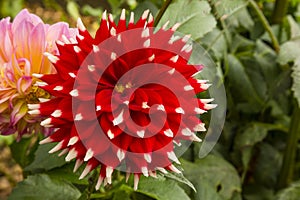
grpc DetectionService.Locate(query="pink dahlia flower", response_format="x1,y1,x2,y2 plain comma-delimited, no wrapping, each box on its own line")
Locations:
0,9,76,138
32,10,216,190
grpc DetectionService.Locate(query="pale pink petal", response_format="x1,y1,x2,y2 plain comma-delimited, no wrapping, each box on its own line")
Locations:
18,58,32,76
0,18,12,63
17,76,32,95
12,9,42,32
13,21,34,60
29,23,45,73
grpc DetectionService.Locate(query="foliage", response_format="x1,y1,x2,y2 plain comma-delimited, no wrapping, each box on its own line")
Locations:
1,0,300,199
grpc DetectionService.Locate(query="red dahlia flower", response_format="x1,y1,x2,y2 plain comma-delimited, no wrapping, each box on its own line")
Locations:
29,10,216,190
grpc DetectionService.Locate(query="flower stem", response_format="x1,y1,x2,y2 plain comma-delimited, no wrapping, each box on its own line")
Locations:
277,101,300,189
154,0,173,26
271,0,289,24
86,171,99,200
248,0,280,53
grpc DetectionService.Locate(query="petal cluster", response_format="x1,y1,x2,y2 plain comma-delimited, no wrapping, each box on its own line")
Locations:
0,9,76,138
33,10,216,190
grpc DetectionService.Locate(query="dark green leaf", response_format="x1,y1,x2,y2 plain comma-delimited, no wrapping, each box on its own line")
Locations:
227,54,264,112
254,143,282,188
47,163,89,185
235,124,269,149
10,137,36,168
8,174,81,200
254,40,280,90
24,143,67,172
113,185,133,200
243,184,275,200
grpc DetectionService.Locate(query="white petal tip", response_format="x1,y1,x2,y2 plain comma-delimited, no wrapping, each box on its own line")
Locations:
77,17,86,31
84,148,94,162
39,137,53,145
28,110,40,115
32,73,43,78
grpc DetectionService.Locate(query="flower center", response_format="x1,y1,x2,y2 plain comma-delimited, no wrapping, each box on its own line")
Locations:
115,82,133,93
26,85,51,104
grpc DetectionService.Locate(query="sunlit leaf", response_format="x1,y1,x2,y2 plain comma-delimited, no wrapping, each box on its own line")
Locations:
156,0,217,40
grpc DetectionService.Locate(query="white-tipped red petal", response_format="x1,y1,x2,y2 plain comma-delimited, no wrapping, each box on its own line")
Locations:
167,151,181,164
84,148,94,161
79,164,92,179
65,148,78,162
77,18,86,31
48,141,64,153
39,137,53,145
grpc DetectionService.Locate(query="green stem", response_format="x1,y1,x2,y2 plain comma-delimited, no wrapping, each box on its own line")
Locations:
277,101,300,189
87,171,99,200
154,0,173,26
248,0,280,53
271,0,289,24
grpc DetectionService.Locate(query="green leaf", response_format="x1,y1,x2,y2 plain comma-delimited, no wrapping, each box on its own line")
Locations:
235,124,269,149
277,16,300,64
278,16,300,107
47,163,89,185
10,137,36,168
163,171,196,192
227,54,264,112
194,178,223,200
292,59,300,106
210,0,248,18
277,180,300,200
200,28,227,60
253,143,282,188
112,185,133,200
137,176,190,200
8,174,81,200
287,15,300,38
278,40,300,65
156,0,217,40
234,123,282,176
24,143,67,172
210,0,253,31
254,40,280,90
182,155,242,199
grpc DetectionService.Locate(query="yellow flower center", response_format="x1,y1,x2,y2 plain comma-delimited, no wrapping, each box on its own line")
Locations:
26,85,51,104
115,82,133,93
